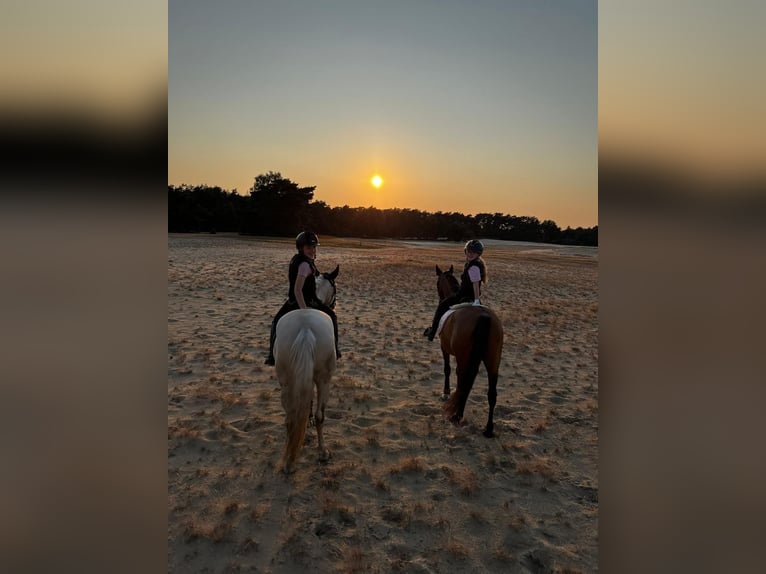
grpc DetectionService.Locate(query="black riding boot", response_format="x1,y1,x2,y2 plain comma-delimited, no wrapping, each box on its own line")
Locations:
264,327,276,365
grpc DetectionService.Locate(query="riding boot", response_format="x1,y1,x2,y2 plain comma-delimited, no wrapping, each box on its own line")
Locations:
264,323,276,365
426,316,440,341
331,316,341,359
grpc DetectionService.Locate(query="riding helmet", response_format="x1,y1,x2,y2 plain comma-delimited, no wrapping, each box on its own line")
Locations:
295,231,320,251
464,239,484,255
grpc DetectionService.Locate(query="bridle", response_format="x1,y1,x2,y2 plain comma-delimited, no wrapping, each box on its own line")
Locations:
318,273,337,310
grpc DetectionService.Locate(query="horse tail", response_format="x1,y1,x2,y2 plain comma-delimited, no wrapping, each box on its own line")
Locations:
283,326,316,471
445,313,490,419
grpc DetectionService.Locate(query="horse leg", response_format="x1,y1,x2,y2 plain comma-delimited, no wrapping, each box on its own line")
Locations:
308,399,315,428
314,376,331,462
442,351,451,400
453,368,471,424
483,371,498,438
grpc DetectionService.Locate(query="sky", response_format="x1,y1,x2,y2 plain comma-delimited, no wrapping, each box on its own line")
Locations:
169,0,597,229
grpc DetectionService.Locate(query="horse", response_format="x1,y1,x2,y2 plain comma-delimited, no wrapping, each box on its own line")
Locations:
274,265,339,473
432,264,504,438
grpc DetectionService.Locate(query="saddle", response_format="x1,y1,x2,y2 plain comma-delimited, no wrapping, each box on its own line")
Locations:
436,303,488,337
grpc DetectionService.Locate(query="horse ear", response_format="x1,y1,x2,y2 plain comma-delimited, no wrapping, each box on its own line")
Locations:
449,265,454,274
436,265,442,276
327,265,339,280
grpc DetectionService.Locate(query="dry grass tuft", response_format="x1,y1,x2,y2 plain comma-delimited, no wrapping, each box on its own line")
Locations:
168,423,201,439
365,429,380,447
248,502,270,523
321,476,340,491
444,539,470,559
339,544,369,574
223,501,241,515
381,504,411,527
182,520,234,543
509,513,528,532
516,456,559,481
321,496,356,525
236,537,259,555
493,546,514,563
390,456,424,475
444,467,479,496
469,509,487,523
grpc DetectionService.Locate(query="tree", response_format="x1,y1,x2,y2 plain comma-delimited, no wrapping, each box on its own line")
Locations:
245,171,316,236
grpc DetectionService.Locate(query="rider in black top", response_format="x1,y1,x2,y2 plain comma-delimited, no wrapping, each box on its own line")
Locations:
424,239,487,341
264,231,340,365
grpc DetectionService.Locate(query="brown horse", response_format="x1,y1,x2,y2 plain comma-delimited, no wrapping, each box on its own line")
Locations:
433,265,504,437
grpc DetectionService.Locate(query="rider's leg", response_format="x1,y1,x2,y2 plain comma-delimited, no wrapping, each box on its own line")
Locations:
313,303,340,359
426,295,458,341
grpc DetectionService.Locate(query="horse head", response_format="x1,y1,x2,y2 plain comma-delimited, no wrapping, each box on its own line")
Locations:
435,264,459,302
316,265,339,309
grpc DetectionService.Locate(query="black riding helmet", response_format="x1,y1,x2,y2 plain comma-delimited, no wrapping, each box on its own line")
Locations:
464,239,484,255
295,231,320,251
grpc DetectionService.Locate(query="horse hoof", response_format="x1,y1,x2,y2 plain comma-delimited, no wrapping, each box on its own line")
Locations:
441,394,450,401
482,429,494,438
319,450,330,462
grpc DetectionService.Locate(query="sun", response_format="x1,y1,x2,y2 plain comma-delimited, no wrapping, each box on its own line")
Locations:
371,174,383,189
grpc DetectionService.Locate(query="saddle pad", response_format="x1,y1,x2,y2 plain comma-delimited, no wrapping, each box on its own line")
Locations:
449,302,487,310
436,303,488,337
436,310,455,338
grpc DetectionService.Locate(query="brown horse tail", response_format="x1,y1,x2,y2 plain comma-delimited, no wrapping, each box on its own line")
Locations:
445,313,490,419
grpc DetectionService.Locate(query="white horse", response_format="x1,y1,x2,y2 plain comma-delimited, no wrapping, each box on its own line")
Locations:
274,265,339,474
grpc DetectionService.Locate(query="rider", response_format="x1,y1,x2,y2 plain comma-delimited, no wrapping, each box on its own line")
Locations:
264,231,340,365
424,239,487,341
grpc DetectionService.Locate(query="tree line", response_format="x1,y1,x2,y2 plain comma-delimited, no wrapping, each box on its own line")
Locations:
168,172,597,246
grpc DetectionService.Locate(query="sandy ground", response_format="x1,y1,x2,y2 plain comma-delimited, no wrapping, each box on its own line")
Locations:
168,234,598,573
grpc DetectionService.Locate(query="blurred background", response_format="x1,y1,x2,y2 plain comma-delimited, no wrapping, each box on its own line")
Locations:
1,2,167,573
1,1,764,572
599,2,765,573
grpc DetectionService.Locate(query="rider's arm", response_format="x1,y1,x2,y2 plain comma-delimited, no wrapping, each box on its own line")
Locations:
468,266,481,304
294,262,311,309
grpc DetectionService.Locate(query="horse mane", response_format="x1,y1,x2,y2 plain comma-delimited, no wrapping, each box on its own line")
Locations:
436,264,460,301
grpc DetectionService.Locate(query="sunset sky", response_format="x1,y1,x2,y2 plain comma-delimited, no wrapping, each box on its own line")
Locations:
169,1,597,229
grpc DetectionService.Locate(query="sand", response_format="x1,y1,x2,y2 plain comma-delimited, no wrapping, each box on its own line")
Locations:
168,233,598,573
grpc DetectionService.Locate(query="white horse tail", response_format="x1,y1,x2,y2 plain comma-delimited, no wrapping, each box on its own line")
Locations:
281,326,316,473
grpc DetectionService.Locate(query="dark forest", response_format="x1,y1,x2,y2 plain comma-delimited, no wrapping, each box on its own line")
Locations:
169,172,597,246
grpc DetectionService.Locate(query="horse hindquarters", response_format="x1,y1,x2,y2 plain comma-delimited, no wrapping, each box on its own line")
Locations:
444,313,491,423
